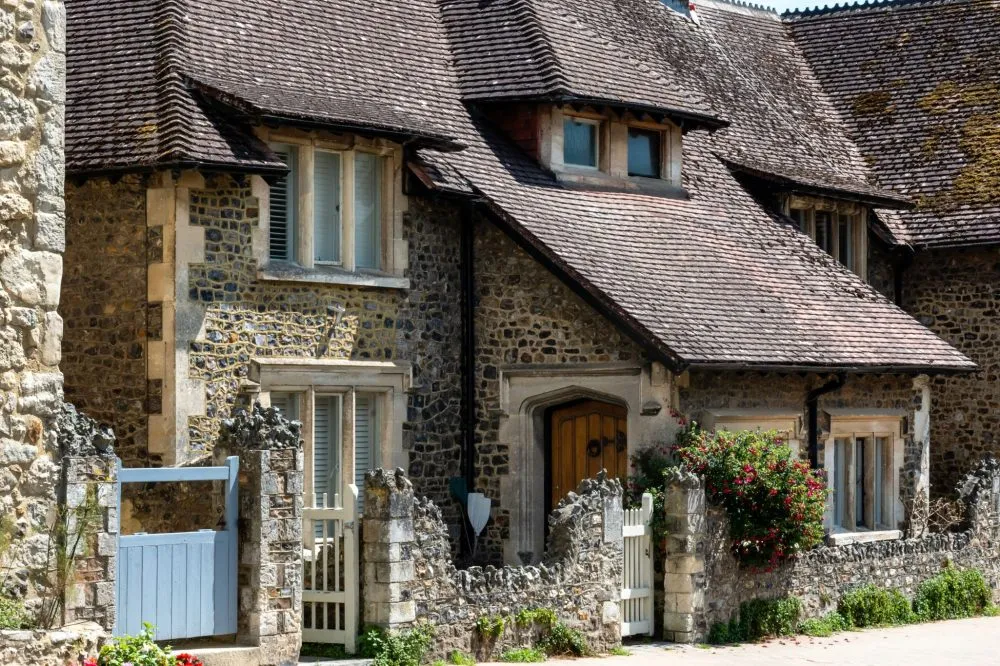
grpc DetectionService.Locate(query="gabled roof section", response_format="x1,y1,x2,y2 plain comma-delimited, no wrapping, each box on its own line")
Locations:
438,0,727,129
66,0,464,176
66,0,282,176
788,0,1000,248
421,111,974,373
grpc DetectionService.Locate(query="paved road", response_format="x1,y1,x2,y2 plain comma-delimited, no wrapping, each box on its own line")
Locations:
489,616,1000,665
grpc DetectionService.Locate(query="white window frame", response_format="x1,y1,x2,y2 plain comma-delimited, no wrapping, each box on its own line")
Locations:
823,412,904,544
786,197,868,280
251,358,411,511
259,132,401,276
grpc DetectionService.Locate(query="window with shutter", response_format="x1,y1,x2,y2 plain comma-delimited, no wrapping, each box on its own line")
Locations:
314,150,342,264
354,394,380,510
354,153,382,270
269,392,300,422
268,144,298,261
313,395,342,508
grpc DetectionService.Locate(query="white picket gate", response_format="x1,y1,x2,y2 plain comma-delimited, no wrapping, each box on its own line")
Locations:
620,492,655,637
302,485,360,653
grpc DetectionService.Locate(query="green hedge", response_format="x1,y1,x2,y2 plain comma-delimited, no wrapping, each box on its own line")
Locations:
708,566,997,645
838,585,916,627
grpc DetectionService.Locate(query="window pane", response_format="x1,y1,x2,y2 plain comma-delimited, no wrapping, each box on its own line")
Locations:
269,144,297,261
834,438,847,528
314,151,342,263
627,128,661,178
815,211,833,253
876,436,891,527
838,214,855,270
354,393,379,510
313,395,342,508
563,118,598,168
790,208,807,232
855,437,866,528
355,153,382,270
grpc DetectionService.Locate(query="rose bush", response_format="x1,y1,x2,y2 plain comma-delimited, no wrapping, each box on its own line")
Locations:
676,424,827,570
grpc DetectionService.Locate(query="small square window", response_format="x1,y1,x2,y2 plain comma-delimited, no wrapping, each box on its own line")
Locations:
563,118,599,168
627,128,662,178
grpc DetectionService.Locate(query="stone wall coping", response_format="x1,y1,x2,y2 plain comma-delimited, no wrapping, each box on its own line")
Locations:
826,528,902,547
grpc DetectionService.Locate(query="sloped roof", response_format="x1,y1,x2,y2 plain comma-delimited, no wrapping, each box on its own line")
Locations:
65,0,462,176
438,0,725,129
64,0,974,372
788,0,1000,248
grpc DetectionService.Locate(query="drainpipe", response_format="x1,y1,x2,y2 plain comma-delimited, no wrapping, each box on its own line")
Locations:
460,200,476,492
893,248,914,308
806,373,846,469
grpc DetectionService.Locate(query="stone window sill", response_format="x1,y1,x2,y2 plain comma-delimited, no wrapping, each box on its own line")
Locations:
826,528,902,547
553,170,688,199
258,262,410,289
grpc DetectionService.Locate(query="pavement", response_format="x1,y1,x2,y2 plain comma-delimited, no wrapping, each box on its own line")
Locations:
486,616,1000,666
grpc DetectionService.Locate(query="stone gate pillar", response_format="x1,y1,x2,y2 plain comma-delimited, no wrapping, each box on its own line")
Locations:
219,404,304,666
662,468,708,643
362,468,417,631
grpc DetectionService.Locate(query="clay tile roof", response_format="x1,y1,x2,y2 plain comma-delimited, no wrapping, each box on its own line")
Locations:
64,0,974,372
788,0,1000,248
66,0,463,175
437,0,726,129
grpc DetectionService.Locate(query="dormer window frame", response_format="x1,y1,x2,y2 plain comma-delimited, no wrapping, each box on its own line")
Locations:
542,105,683,195
562,114,604,171
785,195,868,281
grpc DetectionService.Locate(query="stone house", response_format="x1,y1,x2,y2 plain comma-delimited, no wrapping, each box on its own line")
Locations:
60,0,981,567
787,0,1000,495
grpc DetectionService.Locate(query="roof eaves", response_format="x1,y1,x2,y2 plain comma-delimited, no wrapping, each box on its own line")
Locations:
722,157,913,209
687,359,977,375
186,76,465,153
467,93,729,132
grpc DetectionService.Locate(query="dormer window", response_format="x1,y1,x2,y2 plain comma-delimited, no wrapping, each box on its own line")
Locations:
563,117,600,169
787,196,867,279
540,106,683,195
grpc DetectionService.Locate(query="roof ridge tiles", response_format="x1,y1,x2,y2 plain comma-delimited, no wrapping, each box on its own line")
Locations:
153,0,194,163
783,0,960,20
695,0,780,18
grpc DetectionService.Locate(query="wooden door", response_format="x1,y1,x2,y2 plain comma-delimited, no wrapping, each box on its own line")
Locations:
549,400,628,508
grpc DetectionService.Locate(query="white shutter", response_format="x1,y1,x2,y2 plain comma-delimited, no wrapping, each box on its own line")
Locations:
354,153,382,270
268,144,297,261
314,151,342,264
269,392,299,421
354,394,379,510
313,395,342,508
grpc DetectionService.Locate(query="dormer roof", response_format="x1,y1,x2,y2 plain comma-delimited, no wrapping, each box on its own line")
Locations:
438,0,727,130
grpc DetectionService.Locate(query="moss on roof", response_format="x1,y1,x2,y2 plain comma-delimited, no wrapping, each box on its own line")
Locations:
851,90,895,117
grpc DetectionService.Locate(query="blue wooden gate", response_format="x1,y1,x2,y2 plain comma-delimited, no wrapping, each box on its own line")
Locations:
114,457,239,641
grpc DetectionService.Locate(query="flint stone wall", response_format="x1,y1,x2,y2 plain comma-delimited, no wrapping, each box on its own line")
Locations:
664,464,1000,642
0,626,103,666
363,468,624,661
